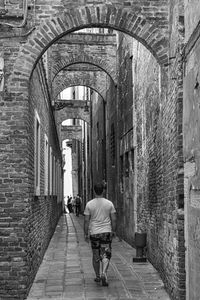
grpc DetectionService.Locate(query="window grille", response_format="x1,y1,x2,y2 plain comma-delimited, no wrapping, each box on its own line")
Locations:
34,110,41,195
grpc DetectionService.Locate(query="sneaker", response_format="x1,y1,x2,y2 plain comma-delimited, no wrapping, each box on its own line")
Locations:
94,276,101,283
101,273,108,286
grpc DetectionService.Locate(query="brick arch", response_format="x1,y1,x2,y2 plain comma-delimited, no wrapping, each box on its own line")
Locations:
9,4,169,90
58,113,90,126
52,71,108,101
51,56,117,85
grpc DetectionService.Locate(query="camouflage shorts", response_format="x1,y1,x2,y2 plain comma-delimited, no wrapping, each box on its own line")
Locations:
90,232,112,261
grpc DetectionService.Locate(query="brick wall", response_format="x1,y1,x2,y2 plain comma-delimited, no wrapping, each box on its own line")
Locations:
0,55,63,298
49,33,117,84
102,28,185,299
0,1,186,299
26,61,63,298
27,0,169,33
4,2,169,93
0,39,30,299
53,70,107,101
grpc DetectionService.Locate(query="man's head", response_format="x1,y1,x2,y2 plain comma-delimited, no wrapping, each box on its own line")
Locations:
94,182,104,195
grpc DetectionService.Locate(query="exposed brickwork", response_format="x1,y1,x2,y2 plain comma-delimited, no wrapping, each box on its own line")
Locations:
0,42,30,299
6,3,169,93
55,106,90,125
91,28,184,300
0,56,63,298
61,125,82,142
0,1,192,300
26,61,63,298
52,70,107,101
107,33,135,245
49,33,117,84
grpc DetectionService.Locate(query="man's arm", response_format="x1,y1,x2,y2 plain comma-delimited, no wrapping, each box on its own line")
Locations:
110,212,117,235
84,214,90,242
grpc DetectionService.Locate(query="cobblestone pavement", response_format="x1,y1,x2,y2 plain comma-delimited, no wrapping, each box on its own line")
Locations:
27,214,171,300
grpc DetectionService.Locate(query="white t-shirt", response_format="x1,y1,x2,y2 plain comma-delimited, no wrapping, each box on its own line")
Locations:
84,197,116,235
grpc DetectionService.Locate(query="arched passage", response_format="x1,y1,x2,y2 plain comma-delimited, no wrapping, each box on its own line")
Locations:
2,3,184,300
52,70,108,101
50,53,117,85
8,4,169,92
55,100,91,125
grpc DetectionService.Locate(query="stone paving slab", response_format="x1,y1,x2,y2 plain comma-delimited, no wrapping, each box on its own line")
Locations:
27,214,171,300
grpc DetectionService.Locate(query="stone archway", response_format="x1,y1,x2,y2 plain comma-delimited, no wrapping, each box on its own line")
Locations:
50,48,117,85
1,3,174,300
8,3,169,92
55,100,91,125
52,70,108,101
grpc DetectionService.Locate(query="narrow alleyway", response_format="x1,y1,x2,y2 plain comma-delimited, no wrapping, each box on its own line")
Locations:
27,213,170,300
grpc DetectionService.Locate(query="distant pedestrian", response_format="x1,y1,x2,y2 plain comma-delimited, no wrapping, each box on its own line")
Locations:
84,182,116,286
75,194,82,216
67,196,73,213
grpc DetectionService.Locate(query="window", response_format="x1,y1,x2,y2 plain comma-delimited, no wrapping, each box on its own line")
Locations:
34,110,41,195
44,134,48,195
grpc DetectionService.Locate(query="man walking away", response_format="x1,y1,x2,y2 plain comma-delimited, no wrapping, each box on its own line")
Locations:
84,182,116,286
67,196,73,213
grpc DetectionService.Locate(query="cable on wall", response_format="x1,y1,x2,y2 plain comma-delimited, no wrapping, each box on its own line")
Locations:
0,0,28,28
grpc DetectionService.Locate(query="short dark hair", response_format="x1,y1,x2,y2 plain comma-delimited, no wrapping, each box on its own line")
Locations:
94,182,104,195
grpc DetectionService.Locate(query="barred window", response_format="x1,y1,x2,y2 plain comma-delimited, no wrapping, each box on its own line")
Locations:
49,147,53,195
44,134,49,195
34,110,41,196
110,123,115,166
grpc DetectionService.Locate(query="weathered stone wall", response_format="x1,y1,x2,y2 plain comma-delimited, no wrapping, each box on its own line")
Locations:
184,0,200,299
184,0,200,41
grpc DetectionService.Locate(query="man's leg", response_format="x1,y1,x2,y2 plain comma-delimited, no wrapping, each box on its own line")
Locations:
102,248,110,274
90,236,101,282
100,233,112,286
92,249,101,280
